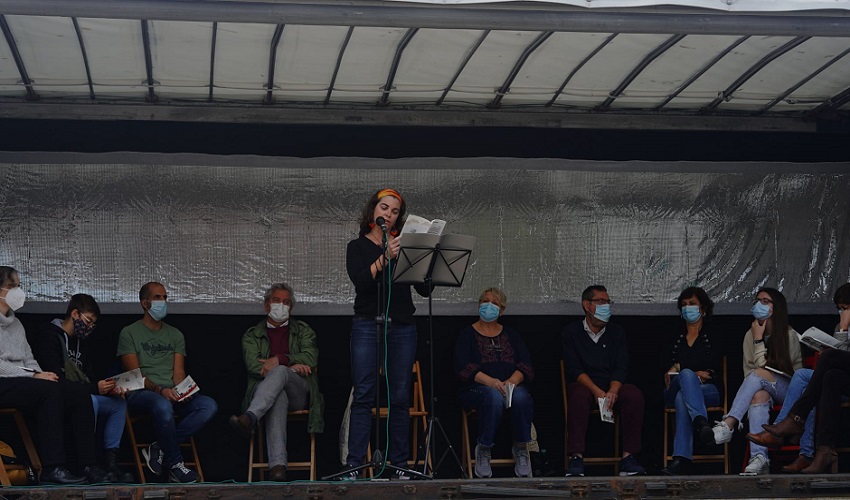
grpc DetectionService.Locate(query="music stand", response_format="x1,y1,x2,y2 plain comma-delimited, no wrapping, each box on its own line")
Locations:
393,232,475,478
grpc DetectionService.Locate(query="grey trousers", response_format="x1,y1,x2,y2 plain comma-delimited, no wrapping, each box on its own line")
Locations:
247,365,309,468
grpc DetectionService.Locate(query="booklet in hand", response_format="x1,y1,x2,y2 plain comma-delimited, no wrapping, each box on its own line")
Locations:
764,365,792,378
107,368,145,394
504,382,516,409
797,326,843,352
173,375,200,402
401,214,446,236
597,397,615,424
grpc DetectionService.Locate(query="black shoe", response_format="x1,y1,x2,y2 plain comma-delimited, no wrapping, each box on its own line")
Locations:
693,415,714,446
105,448,135,483
662,457,691,475
40,466,87,485
336,465,360,481
83,464,114,484
269,465,287,482
229,413,256,439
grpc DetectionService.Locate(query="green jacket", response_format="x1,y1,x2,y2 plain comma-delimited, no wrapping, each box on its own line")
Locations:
241,319,325,433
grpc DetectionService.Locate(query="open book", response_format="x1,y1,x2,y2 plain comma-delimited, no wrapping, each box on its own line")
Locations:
504,382,516,409
797,326,842,352
107,368,145,393
173,375,201,402
401,214,446,236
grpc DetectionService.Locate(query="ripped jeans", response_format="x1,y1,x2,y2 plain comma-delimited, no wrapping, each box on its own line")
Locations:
725,370,791,459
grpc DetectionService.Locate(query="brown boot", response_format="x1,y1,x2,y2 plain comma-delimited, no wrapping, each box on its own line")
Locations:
747,430,785,449
762,414,804,438
801,446,838,474
781,454,813,473
228,413,255,439
269,465,287,482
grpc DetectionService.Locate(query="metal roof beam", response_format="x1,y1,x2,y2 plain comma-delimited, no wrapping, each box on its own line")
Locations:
379,27,418,107
654,36,748,110
208,21,217,102
0,101,824,133
0,14,37,101
71,18,95,100
264,24,285,105
140,20,157,103
547,33,617,108
324,26,353,105
489,31,553,109
703,36,810,112
436,30,489,107
758,46,850,114
2,0,850,37
596,34,685,111
808,86,850,117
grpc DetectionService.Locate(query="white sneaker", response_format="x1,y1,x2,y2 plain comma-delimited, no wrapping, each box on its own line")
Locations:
712,421,734,444
741,453,769,476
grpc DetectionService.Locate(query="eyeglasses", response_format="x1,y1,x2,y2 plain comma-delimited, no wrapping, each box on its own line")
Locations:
838,305,849,312
80,314,97,329
269,298,292,306
485,338,504,353
587,298,613,305
753,298,773,306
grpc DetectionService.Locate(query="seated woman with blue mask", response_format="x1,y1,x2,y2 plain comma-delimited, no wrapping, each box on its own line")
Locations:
711,287,802,476
454,287,534,479
662,287,722,475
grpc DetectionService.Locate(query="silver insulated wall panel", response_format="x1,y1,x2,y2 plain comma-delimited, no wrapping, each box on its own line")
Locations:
1,152,848,316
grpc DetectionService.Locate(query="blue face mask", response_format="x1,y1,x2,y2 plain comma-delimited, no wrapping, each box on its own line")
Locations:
593,304,612,323
148,300,168,321
681,305,702,324
479,302,500,323
751,301,771,321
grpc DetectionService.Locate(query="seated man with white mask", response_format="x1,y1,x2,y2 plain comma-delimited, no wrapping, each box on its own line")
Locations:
229,283,324,482
118,281,218,484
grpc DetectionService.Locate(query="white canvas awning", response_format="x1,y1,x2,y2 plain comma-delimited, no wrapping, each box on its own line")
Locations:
0,0,848,131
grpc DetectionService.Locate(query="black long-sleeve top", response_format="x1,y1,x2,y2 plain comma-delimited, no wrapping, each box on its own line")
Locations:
561,320,629,389
669,324,724,400
31,320,99,395
454,324,534,390
346,235,428,324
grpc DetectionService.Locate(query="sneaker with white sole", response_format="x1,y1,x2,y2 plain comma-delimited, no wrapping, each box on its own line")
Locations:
141,442,164,476
712,421,734,445
168,462,199,483
618,454,646,476
512,446,532,478
474,444,493,478
565,455,585,477
741,453,769,476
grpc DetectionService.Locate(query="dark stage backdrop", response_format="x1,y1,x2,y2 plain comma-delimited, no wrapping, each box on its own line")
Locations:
12,312,844,480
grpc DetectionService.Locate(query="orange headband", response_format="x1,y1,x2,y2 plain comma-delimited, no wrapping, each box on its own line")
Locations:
376,188,403,204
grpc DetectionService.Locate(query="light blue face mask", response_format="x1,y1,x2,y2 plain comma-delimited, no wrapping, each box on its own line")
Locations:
681,305,702,324
148,300,168,321
751,301,772,321
593,304,612,323
479,302,500,323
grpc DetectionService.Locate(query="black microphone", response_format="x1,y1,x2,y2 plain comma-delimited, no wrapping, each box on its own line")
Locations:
375,216,388,232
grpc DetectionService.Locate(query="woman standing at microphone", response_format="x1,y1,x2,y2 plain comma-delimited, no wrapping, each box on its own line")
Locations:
341,188,430,480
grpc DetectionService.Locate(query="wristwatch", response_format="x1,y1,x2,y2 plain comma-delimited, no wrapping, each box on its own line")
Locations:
753,338,765,345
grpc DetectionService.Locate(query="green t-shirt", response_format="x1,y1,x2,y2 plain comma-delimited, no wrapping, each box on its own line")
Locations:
117,320,186,388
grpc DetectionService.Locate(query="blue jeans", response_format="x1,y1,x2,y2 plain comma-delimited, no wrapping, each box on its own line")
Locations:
459,384,533,447
91,394,128,450
773,369,815,458
664,369,720,459
126,390,218,468
346,318,417,467
726,370,790,459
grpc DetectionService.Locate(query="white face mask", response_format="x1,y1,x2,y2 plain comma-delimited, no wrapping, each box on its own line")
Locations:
269,303,290,324
1,287,26,311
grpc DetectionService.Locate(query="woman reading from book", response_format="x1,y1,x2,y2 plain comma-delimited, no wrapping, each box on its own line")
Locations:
340,188,430,480
454,288,534,478
711,287,801,475
661,287,722,475
759,283,850,474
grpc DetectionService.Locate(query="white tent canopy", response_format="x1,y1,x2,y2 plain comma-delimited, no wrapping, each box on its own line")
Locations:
0,0,849,131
